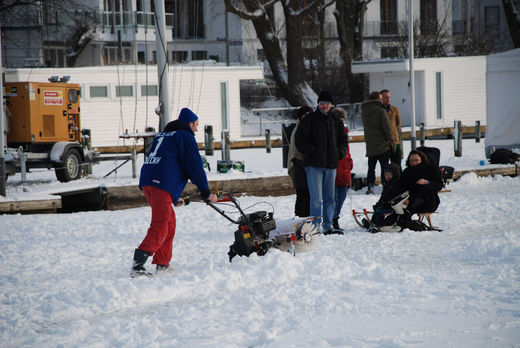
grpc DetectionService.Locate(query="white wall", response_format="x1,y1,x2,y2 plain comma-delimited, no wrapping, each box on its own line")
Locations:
362,55,486,128
5,65,264,147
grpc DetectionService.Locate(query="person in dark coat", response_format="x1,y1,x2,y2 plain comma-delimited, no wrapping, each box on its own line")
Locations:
131,108,217,277
369,163,401,227
361,91,394,194
331,107,353,232
287,105,313,217
398,150,443,217
295,90,348,234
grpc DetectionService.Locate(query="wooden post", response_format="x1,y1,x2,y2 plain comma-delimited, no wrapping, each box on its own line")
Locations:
419,123,425,146
475,120,481,143
265,129,271,153
204,125,214,156
454,120,462,157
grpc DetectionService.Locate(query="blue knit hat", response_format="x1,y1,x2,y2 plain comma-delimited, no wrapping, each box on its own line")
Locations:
178,108,198,124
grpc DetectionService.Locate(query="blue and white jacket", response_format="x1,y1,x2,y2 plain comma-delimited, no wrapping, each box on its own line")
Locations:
139,120,210,201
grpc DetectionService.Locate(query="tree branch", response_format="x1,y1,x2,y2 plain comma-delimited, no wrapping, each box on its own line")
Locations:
224,0,278,20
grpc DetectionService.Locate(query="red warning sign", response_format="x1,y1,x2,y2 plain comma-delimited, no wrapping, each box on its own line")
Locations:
44,91,63,105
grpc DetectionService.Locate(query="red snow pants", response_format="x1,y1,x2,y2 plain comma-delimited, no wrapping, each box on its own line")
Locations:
138,185,177,266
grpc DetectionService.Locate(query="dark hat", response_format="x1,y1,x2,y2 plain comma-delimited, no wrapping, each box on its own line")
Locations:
317,90,333,104
384,163,401,180
178,108,198,124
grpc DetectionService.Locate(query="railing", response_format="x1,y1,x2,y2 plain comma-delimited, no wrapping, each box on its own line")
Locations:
98,11,174,28
242,104,363,137
364,21,407,37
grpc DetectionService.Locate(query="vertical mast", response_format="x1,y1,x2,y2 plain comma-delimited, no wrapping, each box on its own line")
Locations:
0,27,6,196
408,0,416,150
154,0,170,131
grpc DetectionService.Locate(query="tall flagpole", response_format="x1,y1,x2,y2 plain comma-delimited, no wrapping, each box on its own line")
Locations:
0,27,6,196
154,0,170,131
409,0,416,150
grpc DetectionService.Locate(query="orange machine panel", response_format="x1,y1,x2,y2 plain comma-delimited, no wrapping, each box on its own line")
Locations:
5,82,81,144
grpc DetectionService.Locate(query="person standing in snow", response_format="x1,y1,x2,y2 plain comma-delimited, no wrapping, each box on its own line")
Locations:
287,105,313,217
295,90,348,235
331,107,353,232
131,108,217,277
361,91,394,194
380,89,403,172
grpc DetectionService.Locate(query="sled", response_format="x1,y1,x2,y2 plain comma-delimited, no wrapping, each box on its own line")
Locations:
205,192,318,262
352,191,443,232
352,208,372,228
352,208,442,232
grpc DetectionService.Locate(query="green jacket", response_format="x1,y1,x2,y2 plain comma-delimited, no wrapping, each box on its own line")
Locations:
361,100,394,157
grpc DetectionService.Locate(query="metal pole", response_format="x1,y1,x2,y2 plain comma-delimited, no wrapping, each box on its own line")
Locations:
0,27,6,196
475,120,481,143
154,0,170,131
454,120,462,157
131,147,137,178
18,147,27,183
408,0,416,150
225,10,230,66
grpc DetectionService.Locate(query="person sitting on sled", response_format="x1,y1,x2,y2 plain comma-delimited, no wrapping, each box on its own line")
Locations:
368,150,443,232
364,163,401,228
398,150,443,219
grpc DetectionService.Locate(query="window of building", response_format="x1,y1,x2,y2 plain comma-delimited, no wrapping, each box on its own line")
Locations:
103,42,132,65
44,47,66,68
485,6,500,30
209,55,219,62
381,46,398,58
141,85,158,96
115,85,133,97
380,0,398,35
420,0,438,34
171,50,188,63
192,50,207,61
173,0,204,39
90,86,108,98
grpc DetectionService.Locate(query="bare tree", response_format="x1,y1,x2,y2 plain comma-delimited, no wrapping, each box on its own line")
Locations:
65,14,96,67
334,0,370,102
225,0,322,107
1,0,97,67
502,0,520,48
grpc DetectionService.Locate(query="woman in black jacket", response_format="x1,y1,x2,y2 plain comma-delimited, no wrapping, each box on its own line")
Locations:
398,150,443,216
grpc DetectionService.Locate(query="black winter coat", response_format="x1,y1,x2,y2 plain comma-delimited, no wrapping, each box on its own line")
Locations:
398,162,443,213
294,109,348,169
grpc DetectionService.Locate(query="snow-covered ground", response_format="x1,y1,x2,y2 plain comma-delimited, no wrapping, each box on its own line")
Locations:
2,138,520,347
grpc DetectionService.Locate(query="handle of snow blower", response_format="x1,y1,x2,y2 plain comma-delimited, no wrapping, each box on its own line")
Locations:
204,191,243,224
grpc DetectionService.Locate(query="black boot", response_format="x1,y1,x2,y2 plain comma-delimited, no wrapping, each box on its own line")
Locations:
333,218,340,230
131,249,152,277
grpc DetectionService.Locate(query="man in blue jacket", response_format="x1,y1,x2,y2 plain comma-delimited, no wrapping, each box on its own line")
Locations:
131,108,217,277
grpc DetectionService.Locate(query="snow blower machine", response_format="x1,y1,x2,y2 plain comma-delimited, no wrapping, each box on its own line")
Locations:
205,192,318,261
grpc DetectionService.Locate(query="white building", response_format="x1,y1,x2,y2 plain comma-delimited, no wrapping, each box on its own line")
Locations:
4,64,264,147
351,55,487,128
1,0,516,69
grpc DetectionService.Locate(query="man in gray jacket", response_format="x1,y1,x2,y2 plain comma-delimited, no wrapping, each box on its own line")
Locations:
361,91,394,194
